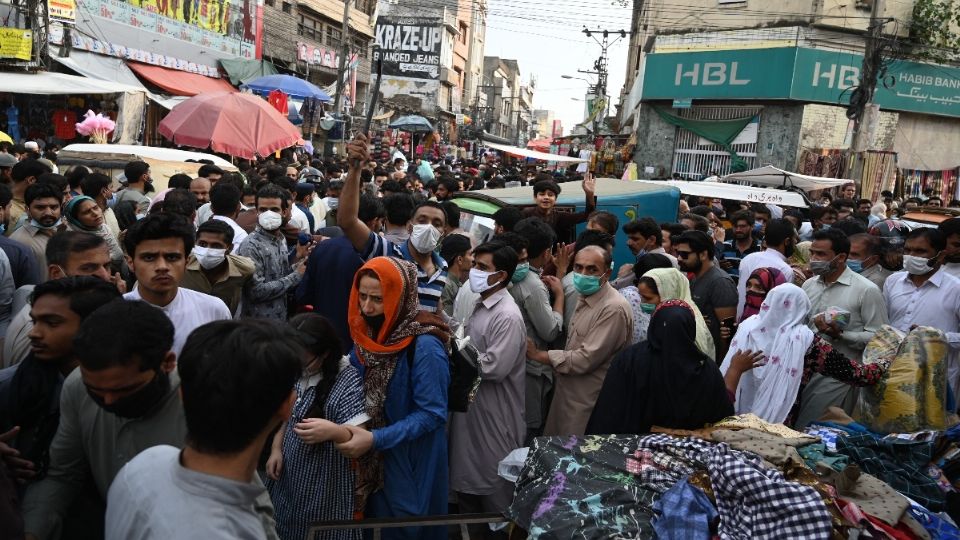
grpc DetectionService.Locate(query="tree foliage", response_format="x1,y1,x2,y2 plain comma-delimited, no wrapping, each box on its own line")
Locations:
910,0,960,61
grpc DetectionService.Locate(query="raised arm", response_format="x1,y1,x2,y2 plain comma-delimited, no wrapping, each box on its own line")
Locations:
338,135,373,252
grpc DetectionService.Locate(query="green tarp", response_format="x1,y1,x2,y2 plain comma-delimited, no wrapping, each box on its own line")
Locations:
219,59,279,86
654,107,756,172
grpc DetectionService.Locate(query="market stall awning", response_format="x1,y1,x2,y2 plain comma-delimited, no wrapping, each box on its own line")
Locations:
636,179,809,208
720,165,850,192
51,49,183,109
219,58,279,86
482,140,587,163
0,71,145,95
127,62,236,97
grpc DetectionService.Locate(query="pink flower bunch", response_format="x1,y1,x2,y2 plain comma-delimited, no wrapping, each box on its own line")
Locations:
75,110,116,144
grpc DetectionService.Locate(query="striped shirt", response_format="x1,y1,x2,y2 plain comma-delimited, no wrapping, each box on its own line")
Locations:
360,232,448,313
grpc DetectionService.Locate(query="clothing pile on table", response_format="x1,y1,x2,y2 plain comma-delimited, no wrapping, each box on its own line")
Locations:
507,414,960,539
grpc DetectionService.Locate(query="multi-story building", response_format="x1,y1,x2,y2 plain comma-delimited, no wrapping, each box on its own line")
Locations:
532,110,555,139
618,0,960,186
262,0,376,114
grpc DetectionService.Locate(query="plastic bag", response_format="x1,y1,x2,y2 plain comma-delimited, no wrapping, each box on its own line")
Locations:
815,306,852,330
497,447,530,483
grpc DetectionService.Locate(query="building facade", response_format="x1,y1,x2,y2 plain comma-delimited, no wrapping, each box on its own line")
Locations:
262,0,376,115
618,1,960,188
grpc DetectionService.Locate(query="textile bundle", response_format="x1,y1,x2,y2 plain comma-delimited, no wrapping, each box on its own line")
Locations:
507,413,960,539
857,326,949,435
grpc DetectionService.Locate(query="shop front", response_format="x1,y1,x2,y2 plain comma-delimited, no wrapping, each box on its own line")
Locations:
632,44,960,201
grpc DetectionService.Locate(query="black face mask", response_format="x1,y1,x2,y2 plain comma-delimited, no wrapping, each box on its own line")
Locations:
87,371,170,419
362,313,386,338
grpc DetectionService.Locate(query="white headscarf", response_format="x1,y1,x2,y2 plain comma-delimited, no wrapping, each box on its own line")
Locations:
720,283,814,423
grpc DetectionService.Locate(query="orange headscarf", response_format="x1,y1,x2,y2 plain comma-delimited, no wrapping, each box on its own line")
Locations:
348,256,421,361
347,256,447,501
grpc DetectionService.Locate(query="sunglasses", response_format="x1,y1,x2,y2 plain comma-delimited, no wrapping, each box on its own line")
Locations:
675,251,693,259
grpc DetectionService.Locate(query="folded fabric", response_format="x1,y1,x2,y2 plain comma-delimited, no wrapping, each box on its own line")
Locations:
651,477,717,540
909,502,960,540
712,428,811,467
713,413,819,441
707,442,833,539
507,435,660,538
835,433,945,511
817,465,909,526
798,442,849,471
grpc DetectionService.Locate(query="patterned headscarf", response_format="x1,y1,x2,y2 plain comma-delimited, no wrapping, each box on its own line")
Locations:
740,267,787,322
347,257,448,497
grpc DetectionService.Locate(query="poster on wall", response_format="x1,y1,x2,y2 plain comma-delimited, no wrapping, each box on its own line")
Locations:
90,0,263,59
48,0,76,24
373,16,442,80
0,28,32,61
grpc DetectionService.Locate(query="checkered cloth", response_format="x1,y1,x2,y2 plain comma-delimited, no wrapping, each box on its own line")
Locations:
637,434,832,538
709,443,832,539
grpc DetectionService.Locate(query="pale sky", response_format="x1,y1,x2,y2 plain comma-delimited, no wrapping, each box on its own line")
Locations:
484,0,631,136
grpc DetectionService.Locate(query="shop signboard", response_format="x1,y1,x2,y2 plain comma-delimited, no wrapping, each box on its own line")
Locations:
792,47,960,118
373,16,442,80
642,47,797,100
48,0,76,24
0,28,32,61
87,0,262,59
642,47,960,118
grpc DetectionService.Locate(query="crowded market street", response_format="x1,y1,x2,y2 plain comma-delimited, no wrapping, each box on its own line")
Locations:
3,0,960,538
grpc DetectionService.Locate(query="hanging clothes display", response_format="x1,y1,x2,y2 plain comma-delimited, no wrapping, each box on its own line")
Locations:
797,149,848,178
850,151,898,201
267,89,288,116
900,167,960,202
51,109,77,140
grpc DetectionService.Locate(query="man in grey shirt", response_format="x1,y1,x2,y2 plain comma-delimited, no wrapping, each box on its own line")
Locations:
20,300,279,540
799,229,888,428
508,219,564,442
106,319,302,540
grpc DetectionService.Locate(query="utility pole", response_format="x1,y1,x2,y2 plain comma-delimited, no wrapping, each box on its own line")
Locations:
333,0,353,114
580,28,629,140
847,0,886,191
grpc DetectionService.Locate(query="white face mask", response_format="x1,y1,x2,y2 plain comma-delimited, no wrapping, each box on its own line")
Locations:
903,254,935,276
258,210,283,231
409,223,441,254
468,268,502,294
192,246,227,270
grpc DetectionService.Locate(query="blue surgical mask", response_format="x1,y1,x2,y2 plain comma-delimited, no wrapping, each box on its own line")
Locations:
846,259,864,273
572,272,604,296
511,262,530,283
821,223,831,231
753,222,763,233
640,302,657,314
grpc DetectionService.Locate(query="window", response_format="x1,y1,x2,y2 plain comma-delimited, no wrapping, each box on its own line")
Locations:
327,26,342,47
298,14,319,41
459,23,468,44
353,37,368,58
265,0,274,6
282,1,291,13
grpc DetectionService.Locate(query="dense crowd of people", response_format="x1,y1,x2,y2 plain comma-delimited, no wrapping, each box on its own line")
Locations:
0,133,959,539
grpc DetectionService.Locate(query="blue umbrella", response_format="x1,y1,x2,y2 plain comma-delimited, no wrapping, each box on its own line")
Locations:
389,114,434,133
243,74,332,101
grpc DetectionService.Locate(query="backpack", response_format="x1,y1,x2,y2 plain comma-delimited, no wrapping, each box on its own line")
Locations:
405,330,480,413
